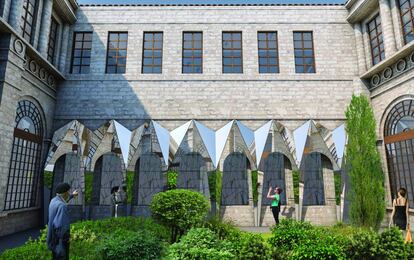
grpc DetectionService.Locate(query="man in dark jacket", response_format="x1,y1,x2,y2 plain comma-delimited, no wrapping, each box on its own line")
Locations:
47,183,78,259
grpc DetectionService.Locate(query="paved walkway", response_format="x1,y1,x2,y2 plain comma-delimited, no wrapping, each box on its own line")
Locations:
0,228,41,253
238,226,272,233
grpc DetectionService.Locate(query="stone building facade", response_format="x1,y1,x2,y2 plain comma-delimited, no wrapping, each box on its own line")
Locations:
0,0,412,236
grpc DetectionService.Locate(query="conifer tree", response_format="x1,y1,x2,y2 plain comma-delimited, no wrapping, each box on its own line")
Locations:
345,94,385,229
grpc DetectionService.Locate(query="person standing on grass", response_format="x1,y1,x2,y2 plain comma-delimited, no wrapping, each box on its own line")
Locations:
267,186,282,225
389,187,409,232
47,183,78,260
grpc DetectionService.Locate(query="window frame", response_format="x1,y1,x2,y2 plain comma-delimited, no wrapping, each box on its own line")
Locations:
293,31,316,74
257,31,279,74
47,16,59,64
21,0,39,43
141,31,164,74
222,31,243,74
397,0,414,44
4,100,44,211
366,13,385,66
182,31,203,74
105,31,128,74
70,31,93,74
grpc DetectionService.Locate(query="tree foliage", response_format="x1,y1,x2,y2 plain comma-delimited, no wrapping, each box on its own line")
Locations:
150,189,210,242
345,94,385,229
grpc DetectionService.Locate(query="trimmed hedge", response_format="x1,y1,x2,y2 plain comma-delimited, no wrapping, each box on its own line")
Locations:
96,229,163,259
0,217,168,260
268,219,414,260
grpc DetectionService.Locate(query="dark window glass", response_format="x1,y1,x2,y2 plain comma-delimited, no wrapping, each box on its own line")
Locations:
398,0,414,44
71,32,93,74
258,31,279,73
47,17,58,64
106,32,128,74
4,100,43,211
142,32,163,74
293,32,316,73
182,32,203,74
367,14,385,65
222,32,243,74
21,0,38,43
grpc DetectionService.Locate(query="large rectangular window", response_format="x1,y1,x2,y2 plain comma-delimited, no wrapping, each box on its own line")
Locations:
142,32,163,74
258,31,279,73
222,32,243,73
398,0,414,44
47,17,58,64
367,14,385,65
182,32,203,74
71,32,92,74
106,32,128,74
21,0,38,43
293,31,316,73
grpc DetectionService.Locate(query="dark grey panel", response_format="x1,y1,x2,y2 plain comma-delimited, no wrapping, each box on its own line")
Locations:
302,153,325,206
261,153,286,206
221,153,249,206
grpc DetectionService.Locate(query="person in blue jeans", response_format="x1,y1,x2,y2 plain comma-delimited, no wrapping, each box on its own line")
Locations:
267,186,282,225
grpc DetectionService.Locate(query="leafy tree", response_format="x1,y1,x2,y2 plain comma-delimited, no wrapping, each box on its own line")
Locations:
345,94,385,229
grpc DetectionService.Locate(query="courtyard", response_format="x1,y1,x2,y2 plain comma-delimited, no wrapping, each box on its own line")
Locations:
0,0,414,259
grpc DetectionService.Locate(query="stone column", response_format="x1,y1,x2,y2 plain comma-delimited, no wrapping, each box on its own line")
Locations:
58,24,70,72
379,0,397,57
8,0,24,34
38,0,53,57
354,22,367,75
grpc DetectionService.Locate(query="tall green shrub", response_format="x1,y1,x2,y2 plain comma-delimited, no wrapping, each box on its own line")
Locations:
345,94,385,229
150,189,210,242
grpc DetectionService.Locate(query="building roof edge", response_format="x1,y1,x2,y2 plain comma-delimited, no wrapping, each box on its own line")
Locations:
79,3,345,7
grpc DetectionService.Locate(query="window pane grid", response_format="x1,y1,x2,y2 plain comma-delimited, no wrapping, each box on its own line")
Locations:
106,32,128,74
367,14,385,65
222,32,243,74
47,17,58,64
398,0,414,44
182,32,203,74
258,31,279,74
142,32,163,74
71,32,92,74
293,31,316,73
4,100,43,211
21,0,37,43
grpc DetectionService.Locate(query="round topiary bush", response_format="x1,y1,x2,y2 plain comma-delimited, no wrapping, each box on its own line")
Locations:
150,189,210,242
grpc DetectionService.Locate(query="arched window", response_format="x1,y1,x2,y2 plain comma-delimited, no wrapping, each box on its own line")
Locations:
384,99,414,207
4,100,44,210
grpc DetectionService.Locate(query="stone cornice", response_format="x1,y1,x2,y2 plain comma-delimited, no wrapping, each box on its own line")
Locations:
53,0,78,24
0,18,65,81
346,0,378,23
362,41,414,90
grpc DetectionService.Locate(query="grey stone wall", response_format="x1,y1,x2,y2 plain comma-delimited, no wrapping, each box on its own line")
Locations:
55,5,361,133
0,32,57,236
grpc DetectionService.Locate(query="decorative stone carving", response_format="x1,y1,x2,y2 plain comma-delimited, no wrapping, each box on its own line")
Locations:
13,39,24,55
24,56,56,88
368,51,414,89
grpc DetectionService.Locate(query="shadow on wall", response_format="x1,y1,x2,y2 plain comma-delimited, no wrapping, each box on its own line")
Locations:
46,9,157,222
53,8,151,132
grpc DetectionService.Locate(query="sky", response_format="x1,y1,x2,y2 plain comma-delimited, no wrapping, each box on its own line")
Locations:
77,0,345,5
